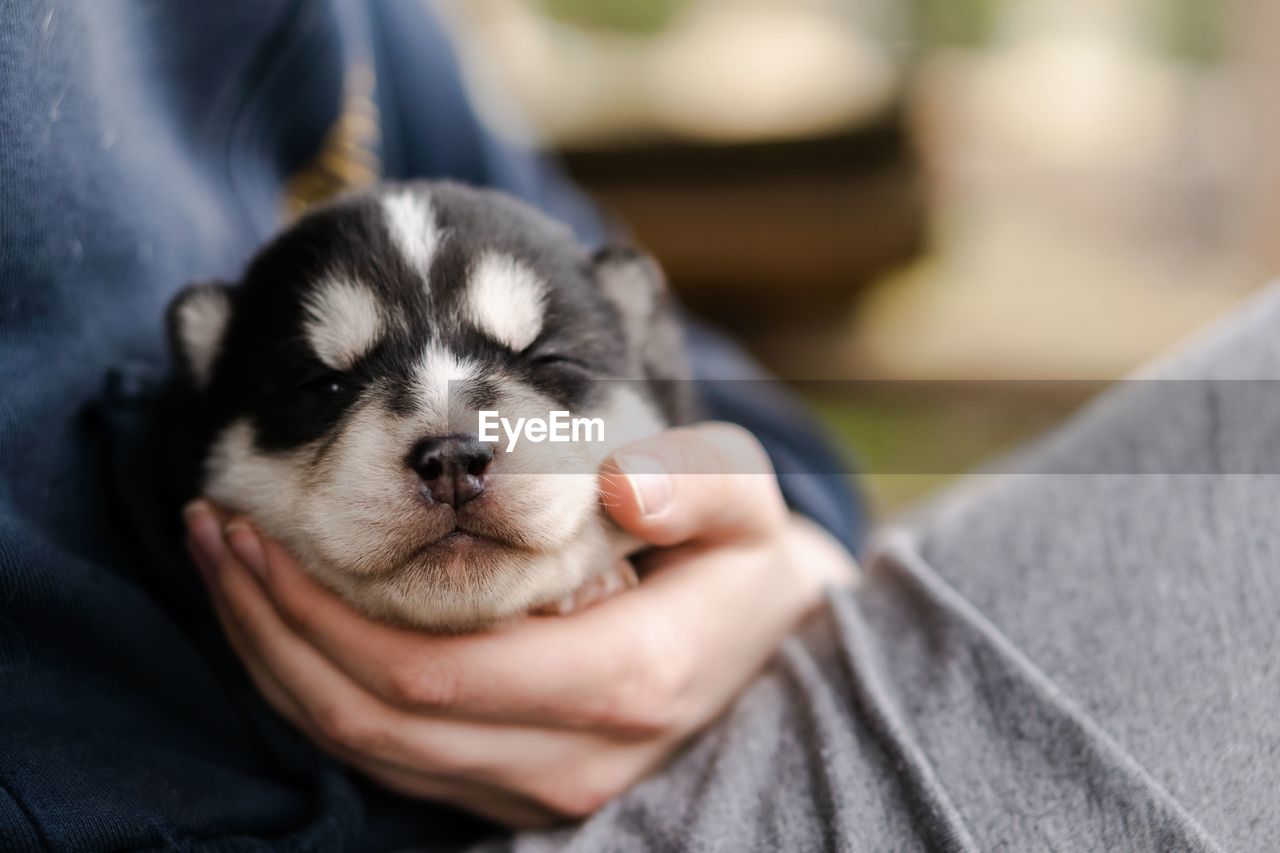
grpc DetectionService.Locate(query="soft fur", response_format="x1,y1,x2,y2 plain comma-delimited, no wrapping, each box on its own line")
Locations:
168,181,690,631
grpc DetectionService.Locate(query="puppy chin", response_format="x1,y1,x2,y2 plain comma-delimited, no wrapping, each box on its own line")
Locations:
314,514,614,632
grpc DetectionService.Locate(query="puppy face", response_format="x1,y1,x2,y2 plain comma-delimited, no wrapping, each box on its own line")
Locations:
170,182,687,630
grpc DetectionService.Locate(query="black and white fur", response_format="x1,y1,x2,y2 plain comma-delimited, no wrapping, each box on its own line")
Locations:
168,182,690,631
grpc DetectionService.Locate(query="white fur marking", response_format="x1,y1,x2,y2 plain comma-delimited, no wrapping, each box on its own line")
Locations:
177,286,231,387
204,419,303,524
303,278,384,369
383,190,439,278
466,253,546,351
413,345,483,423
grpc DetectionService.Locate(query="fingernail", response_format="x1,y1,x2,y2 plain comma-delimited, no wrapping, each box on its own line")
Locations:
225,521,267,580
615,453,672,519
183,500,225,564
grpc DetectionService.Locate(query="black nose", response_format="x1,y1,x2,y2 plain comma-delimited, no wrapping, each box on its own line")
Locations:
409,436,494,508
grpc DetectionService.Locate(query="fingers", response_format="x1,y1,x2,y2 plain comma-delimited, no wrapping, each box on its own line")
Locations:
189,515,671,815
196,538,556,827
201,578,559,828
186,491,798,739
201,511,670,731
182,495,831,825
599,422,787,547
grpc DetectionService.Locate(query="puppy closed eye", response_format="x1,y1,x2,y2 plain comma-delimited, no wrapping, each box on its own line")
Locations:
528,352,591,372
522,352,595,405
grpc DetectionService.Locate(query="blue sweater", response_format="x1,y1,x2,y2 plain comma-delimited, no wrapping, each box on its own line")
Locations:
0,1,864,848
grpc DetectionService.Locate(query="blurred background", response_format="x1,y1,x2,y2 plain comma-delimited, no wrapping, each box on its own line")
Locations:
434,0,1279,513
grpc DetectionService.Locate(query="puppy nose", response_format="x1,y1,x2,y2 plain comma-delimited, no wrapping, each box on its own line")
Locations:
409,436,494,508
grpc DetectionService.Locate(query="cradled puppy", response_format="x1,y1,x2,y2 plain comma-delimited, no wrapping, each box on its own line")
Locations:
167,181,691,632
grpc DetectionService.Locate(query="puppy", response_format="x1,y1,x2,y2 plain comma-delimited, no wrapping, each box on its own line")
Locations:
167,181,690,631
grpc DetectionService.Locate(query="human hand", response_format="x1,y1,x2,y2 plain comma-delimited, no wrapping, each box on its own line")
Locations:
184,422,856,827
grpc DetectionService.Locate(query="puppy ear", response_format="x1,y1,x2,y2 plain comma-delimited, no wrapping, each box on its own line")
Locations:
168,281,234,389
590,247,691,421
590,246,667,342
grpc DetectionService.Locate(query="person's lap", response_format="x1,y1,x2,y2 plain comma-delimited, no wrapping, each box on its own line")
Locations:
505,285,1280,852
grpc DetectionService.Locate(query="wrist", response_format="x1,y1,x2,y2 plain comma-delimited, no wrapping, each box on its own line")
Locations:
780,513,860,605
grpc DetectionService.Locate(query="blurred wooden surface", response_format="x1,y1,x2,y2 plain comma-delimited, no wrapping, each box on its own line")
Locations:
563,114,925,329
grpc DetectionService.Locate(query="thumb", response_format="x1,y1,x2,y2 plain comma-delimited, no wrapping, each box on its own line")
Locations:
599,422,787,547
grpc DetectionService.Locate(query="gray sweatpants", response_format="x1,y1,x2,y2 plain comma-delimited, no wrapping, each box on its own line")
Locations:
506,285,1280,852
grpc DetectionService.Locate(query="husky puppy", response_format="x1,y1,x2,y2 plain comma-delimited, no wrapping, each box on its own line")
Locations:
168,182,689,631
